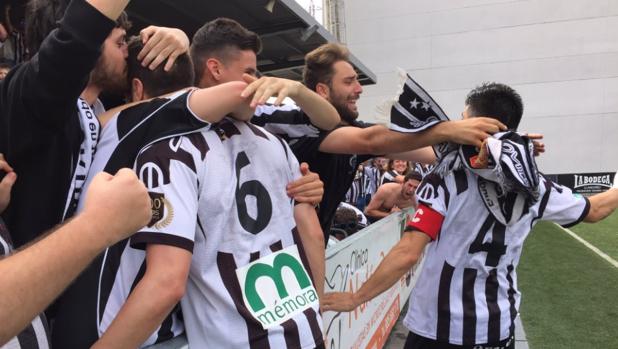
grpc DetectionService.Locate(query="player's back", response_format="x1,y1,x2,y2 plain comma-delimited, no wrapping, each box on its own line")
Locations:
405,169,589,346
128,118,323,349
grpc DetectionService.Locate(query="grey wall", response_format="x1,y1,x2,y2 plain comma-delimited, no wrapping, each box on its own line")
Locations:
344,0,618,174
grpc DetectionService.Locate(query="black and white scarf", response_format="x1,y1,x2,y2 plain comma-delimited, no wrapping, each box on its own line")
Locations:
62,98,103,220
376,68,452,160
379,70,540,225
434,132,540,225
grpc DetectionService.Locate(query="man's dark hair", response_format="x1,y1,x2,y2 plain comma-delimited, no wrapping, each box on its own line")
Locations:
0,61,12,70
303,43,350,92
127,36,194,98
333,206,362,237
465,82,523,131
190,18,261,84
25,0,131,55
404,171,422,183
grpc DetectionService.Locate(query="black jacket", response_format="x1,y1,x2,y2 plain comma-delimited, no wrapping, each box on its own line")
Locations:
0,0,114,247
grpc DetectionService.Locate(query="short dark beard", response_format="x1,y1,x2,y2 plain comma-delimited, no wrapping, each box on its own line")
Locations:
89,58,129,96
331,99,358,125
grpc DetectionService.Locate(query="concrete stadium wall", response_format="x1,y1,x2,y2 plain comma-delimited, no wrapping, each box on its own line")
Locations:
343,0,618,174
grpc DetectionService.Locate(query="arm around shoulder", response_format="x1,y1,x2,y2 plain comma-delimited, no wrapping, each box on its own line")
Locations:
189,81,254,123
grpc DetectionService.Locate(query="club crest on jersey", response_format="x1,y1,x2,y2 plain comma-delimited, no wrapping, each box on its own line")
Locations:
147,192,174,229
235,245,318,329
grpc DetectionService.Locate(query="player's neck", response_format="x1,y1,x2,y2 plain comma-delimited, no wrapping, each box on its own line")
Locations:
81,85,102,106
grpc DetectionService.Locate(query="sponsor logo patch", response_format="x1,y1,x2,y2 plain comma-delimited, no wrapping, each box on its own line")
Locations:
236,245,318,329
147,192,174,229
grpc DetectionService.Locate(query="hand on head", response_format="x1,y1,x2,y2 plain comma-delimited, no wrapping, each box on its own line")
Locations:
138,26,190,71
81,169,151,244
449,117,507,148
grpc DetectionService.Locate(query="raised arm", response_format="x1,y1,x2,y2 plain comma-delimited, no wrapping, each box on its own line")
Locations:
242,74,340,130
189,81,254,123
0,169,150,345
322,230,429,312
87,0,130,20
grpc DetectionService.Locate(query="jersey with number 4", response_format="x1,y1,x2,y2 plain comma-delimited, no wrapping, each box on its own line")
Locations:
404,170,590,346
131,118,323,349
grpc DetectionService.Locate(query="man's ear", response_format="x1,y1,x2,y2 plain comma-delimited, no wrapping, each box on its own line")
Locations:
131,78,145,102
315,82,330,99
206,58,223,81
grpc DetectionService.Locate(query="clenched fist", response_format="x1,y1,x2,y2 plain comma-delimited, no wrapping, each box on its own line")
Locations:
81,169,151,244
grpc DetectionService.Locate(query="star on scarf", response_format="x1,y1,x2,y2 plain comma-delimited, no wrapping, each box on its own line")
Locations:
421,102,430,111
410,98,420,109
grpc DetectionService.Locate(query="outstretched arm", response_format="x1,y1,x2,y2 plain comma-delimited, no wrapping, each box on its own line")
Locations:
100,82,254,129
322,231,429,312
386,147,436,164
319,118,506,155
0,169,151,345
585,175,618,222
189,81,254,123
242,74,340,130
294,203,325,300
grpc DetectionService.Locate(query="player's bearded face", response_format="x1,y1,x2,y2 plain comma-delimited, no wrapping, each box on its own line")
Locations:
90,28,129,95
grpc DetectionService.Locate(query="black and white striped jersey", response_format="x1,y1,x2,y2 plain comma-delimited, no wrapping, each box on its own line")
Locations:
252,104,374,235
404,170,590,346
380,170,401,186
127,118,322,348
362,165,381,198
74,90,208,347
0,218,50,349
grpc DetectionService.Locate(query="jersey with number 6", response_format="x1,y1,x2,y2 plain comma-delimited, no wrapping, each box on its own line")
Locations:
131,118,323,349
404,170,590,346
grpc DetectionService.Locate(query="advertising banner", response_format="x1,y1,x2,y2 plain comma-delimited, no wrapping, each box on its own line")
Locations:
323,209,424,349
546,172,615,196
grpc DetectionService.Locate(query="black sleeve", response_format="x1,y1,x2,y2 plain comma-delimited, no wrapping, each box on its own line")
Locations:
1,0,114,135
288,133,327,163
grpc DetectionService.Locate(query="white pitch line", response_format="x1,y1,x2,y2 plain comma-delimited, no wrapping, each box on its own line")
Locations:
556,223,618,269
